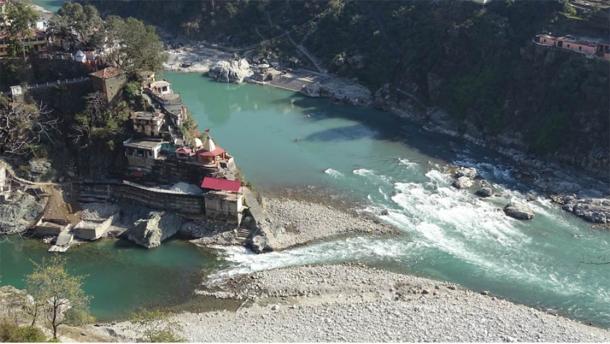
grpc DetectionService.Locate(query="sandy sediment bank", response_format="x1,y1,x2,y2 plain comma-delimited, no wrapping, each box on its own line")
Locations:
258,196,399,251
102,264,610,342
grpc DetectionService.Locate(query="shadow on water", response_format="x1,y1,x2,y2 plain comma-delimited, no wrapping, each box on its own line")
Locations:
302,124,373,142
287,94,609,196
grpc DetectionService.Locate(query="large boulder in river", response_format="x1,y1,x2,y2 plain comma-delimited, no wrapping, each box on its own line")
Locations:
248,234,269,253
302,78,372,106
452,176,473,189
454,166,477,179
475,180,494,198
208,58,253,83
127,211,183,248
503,202,534,220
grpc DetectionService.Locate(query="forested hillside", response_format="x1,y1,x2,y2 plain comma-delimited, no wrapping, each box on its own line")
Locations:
82,0,610,177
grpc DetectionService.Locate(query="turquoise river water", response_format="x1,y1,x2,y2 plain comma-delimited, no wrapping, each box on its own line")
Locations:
2,1,610,326
164,73,610,328
1,71,609,325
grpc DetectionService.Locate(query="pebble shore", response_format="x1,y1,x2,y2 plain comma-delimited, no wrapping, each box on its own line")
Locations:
104,264,610,342
260,197,399,250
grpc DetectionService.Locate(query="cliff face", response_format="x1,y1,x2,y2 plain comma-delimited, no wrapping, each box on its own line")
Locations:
83,0,609,177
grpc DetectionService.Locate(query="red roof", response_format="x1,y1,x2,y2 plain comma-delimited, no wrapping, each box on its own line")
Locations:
201,177,241,193
198,147,226,157
90,67,122,79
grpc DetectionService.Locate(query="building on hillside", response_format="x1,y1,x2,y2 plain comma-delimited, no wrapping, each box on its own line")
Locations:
123,138,168,175
147,80,182,105
143,78,187,126
535,33,610,61
137,70,156,89
197,136,231,168
90,67,127,103
10,85,23,103
73,50,86,63
131,111,165,137
150,80,172,96
201,176,244,224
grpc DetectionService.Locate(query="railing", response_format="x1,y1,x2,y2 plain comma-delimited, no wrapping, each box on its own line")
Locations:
23,77,89,90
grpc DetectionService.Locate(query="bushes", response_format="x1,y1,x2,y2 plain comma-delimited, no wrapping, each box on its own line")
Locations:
144,328,184,343
0,321,47,342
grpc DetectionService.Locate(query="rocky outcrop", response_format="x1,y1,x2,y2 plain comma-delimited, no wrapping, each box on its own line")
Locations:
127,211,183,248
452,176,473,189
450,166,477,189
27,158,56,182
302,79,372,106
553,195,609,225
0,191,45,235
208,59,253,83
454,166,477,179
248,234,268,254
503,202,534,220
475,180,494,198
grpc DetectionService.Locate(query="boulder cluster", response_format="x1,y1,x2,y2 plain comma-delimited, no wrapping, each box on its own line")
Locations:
552,195,609,224
208,58,253,83
449,165,535,221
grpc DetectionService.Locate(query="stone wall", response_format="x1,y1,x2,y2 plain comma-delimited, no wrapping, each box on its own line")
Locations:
77,181,204,217
151,158,219,185
76,180,245,223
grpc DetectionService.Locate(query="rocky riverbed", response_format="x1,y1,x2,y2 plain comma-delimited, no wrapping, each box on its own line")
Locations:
101,264,610,342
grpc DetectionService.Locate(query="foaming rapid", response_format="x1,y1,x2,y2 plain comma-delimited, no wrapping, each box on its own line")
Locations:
398,158,418,170
209,236,417,281
211,156,610,326
324,168,344,178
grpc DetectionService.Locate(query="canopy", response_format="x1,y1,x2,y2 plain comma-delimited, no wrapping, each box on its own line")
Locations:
201,177,241,193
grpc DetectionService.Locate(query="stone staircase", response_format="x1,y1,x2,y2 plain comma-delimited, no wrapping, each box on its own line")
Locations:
234,227,251,244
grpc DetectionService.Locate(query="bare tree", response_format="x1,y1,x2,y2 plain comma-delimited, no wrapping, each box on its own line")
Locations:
0,99,60,157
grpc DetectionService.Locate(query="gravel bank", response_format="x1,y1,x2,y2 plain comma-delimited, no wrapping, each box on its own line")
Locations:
105,264,610,342
260,197,399,250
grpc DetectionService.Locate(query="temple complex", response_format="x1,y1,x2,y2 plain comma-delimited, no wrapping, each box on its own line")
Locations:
121,73,244,224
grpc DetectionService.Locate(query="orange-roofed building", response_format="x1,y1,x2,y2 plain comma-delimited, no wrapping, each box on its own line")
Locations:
90,67,127,103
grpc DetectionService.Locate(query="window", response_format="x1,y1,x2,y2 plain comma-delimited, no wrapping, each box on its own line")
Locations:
136,149,144,158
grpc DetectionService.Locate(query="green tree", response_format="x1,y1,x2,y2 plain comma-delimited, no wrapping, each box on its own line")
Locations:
105,16,167,73
25,257,91,340
0,322,47,342
49,2,104,49
5,1,39,58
